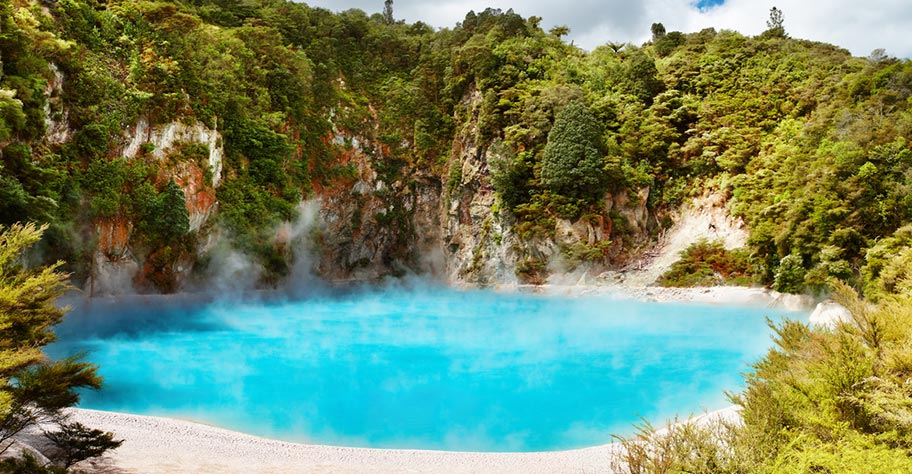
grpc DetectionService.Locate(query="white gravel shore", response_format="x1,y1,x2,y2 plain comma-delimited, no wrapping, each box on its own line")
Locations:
66,408,622,474
66,406,739,474
508,283,816,313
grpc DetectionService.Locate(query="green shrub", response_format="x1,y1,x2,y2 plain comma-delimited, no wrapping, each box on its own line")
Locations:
515,257,546,284
860,225,912,299
659,239,754,287
446,161,462,195
616,283,912,473
773,253,806,294
540,101,608,201
561,241,612,268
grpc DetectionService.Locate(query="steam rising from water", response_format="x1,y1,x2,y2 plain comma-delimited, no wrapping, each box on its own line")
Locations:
50,288,803,452
196,199,323,296
286,199,322,285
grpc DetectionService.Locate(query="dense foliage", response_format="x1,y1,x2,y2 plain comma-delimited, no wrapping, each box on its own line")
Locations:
540,101,609,202
615,283,912,473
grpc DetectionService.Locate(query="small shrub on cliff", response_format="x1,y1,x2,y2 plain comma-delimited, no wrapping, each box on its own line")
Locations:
515,257,547,284
561,241,612,268
446,161,462,195
659,239,753,287
773,253,806,294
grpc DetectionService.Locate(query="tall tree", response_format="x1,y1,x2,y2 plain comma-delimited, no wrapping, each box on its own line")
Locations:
549,25,570,38
156,179,190,245
650,22,666,41
541,101,608,201
623,50,665,104
382,0,394,24
765,6,786,37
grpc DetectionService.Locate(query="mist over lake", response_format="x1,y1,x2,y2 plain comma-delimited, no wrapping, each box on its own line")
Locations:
49,287,802,452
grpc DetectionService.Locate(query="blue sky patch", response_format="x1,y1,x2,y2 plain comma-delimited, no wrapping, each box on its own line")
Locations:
693,0,725,11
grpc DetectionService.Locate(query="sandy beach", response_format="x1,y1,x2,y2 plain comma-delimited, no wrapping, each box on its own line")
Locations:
65,408,620,473
62,406,739,474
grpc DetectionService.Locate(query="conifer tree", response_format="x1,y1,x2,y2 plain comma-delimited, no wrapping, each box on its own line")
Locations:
541,101,607,201
0,223,119,468
650,22,666,41
383,0,394,24
765,6,786,37
157,179,190,245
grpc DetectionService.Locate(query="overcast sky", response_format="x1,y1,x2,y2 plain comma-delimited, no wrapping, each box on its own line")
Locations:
300,0,912,58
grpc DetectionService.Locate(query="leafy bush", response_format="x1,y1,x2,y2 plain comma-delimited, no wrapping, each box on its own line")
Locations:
45,422,123,469
0,223,120,469
446,161,462,195
152,179,190,245
659,239,754,287
616,283,912,473
514,257,547,284
773,253,806,294
561,241,612,268
860,224,912,299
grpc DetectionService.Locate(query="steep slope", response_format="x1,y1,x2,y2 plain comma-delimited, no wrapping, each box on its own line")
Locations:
604,191,748,287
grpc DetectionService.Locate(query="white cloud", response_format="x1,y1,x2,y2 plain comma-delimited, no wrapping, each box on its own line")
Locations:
300,0,912,58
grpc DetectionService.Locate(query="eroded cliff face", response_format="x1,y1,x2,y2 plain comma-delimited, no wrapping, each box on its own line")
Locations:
443,125,520,286
55,80,654,293
123,118,224,188
86,118,225,295
310,91,657,287
43,64,70,146
90,217,138,295
314,129,446,281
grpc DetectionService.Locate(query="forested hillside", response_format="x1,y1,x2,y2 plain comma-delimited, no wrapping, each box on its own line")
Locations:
1,0,911,296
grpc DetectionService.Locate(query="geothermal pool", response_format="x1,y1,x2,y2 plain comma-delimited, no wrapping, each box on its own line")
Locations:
48,287,800,452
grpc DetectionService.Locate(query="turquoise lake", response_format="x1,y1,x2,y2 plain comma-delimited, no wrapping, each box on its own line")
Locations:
48,287,802,452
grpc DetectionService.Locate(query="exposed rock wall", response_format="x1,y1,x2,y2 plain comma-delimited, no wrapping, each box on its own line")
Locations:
86,118,225,294
442,134,519,286
123,117,224,187
170,161,218,233
599,191,749,287
54,84,680,292
316,137,398,280
90,217,139,296
313,124,444,281
43,63,70,145
311,91,656,287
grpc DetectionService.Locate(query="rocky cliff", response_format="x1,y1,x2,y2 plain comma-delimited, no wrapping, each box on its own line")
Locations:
83,115,224,295
309,91,658,289
42,73,656,294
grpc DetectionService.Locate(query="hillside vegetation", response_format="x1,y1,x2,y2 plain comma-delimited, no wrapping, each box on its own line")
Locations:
615,284,912,473
0,0,910,296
